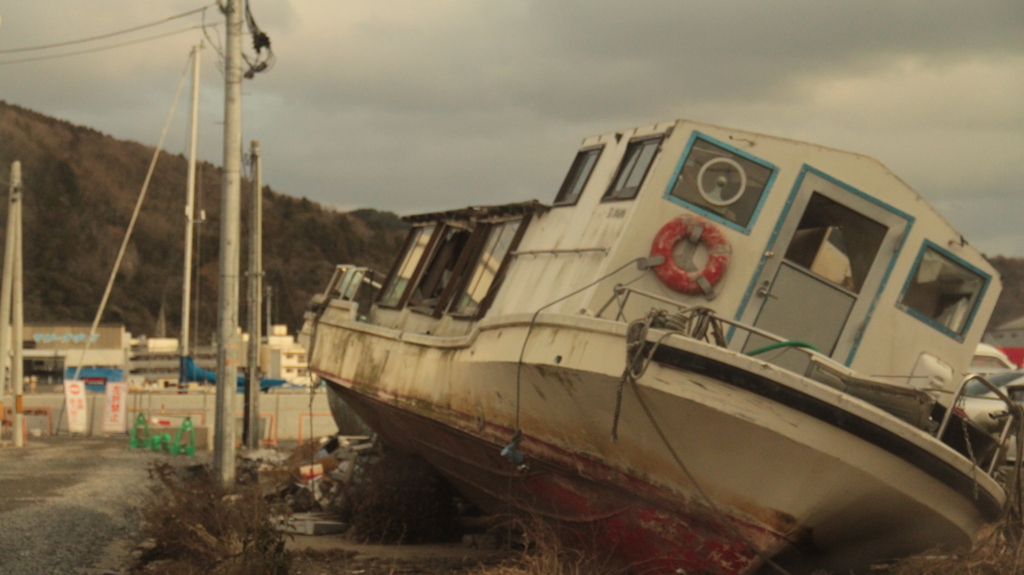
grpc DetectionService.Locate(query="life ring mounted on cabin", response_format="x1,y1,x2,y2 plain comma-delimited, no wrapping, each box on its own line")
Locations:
650,215,731,297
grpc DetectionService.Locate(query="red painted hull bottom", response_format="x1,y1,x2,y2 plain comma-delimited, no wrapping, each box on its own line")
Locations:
324,380,788,575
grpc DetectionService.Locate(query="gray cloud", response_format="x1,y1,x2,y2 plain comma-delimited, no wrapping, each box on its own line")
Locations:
0,1,1022,254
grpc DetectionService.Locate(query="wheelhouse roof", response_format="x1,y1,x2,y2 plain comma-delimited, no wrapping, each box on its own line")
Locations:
402,200,549,224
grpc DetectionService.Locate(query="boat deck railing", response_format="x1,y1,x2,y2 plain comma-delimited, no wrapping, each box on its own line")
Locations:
940,373,1022,475
601,284,1022,477
598,284,825,358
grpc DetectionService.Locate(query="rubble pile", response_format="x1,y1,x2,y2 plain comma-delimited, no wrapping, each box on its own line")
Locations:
261,435,462,544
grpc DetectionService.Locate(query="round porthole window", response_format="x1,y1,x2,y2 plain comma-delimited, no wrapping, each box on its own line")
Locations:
697,157,747,207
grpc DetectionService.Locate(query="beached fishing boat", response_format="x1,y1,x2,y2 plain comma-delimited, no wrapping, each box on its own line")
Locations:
305,120,1019,574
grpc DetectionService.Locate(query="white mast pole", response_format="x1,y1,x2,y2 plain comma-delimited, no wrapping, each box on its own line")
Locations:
180,42,202,388
244,140,262,449
0,162,17,399
12,166,23,447
213,0,244,485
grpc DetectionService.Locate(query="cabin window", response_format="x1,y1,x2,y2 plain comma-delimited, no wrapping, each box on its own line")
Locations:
378,224,437,308
899,244,988,338
603,136,662,201
407,226,473,311
783,193,887,294
554,146,603,206
451,220,522,316
667,135,775,230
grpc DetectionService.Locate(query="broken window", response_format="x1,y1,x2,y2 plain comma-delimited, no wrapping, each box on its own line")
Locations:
450,220,522,316
407,225,473,311
900,245,987,337
783,193,887,294
668,136,775,229
603,136,662,201
378,224,437,308
554,146,603,206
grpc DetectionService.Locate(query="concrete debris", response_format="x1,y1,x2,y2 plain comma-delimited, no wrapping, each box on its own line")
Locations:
281,512,347,536
253,434,380,532
242,447,289,462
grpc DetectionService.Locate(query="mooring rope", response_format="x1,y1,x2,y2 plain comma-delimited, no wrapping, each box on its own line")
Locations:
614,307,793,575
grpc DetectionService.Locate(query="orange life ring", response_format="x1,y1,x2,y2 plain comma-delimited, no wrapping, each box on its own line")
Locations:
650,215,730,295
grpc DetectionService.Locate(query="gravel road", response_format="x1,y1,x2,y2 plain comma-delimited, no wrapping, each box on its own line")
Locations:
0,436,169,575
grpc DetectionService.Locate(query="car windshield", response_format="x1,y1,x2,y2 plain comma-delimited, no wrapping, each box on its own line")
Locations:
964,371,1024,397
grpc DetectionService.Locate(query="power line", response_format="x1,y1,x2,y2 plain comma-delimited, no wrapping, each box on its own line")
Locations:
0,24,219,66
0,4,215,54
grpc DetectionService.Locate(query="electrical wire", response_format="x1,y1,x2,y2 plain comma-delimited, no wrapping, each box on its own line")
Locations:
0,24,219,66
242,0,274,78
203,7,227,61
0,4,215,54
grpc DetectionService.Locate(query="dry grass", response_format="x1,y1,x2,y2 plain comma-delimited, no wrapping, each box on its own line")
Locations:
884,516,1024,575
341,451,461,544
470,520,624,575
137,462,292,575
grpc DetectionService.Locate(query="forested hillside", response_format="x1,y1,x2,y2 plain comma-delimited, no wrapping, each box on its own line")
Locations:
0,101,407,342
0,100,1022,341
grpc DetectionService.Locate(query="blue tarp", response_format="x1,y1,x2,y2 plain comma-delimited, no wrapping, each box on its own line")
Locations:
64,366,124,393
62,359,286,393
180,356,287,392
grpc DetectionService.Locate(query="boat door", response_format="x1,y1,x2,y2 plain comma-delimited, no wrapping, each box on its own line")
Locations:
735,168,910,374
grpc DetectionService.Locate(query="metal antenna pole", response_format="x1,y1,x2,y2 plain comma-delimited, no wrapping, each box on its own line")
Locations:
180,42,203,388
244,140,262,449
72,60,191,382
0,162,16,399
12,166,23,447
213,0,243,485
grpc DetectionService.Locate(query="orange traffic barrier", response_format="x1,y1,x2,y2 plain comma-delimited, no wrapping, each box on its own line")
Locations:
297,412,333,445
128,408,207,426
1,406,28,441
234,412,278,447
23,406,53,436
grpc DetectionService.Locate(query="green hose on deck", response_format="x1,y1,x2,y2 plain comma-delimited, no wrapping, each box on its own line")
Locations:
745,340,819,357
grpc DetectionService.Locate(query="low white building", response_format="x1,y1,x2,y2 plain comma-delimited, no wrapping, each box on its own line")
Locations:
262,325,311,385
22,324,131,388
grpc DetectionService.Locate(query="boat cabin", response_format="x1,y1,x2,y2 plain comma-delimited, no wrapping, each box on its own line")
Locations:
363,119,999,394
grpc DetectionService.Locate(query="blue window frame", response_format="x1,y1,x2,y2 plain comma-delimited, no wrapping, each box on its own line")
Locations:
664,132,777,234
898,240,990,341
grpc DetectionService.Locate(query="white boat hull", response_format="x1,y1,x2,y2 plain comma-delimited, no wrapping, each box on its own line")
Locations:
312,308,1003,574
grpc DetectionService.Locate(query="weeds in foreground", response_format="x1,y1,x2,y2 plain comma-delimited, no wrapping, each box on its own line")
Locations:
470,519,624,575
883,517,1024,575
341,451,461,544
138,462,291,575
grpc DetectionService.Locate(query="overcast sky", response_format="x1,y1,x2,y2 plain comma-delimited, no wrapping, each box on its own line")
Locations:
1,1,1022,255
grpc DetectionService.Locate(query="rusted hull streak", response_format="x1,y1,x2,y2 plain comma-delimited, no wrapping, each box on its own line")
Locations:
324,377,778,575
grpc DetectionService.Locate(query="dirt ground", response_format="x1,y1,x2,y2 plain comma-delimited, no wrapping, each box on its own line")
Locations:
288,537,510,574
0,436,162,575
0,437,512,575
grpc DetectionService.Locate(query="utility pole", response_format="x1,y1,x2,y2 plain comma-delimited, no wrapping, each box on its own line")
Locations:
12,163,23,448
1,162,24,447
0,162,16,399
213,0,243,485
244,140,262,449
180,42,203,389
